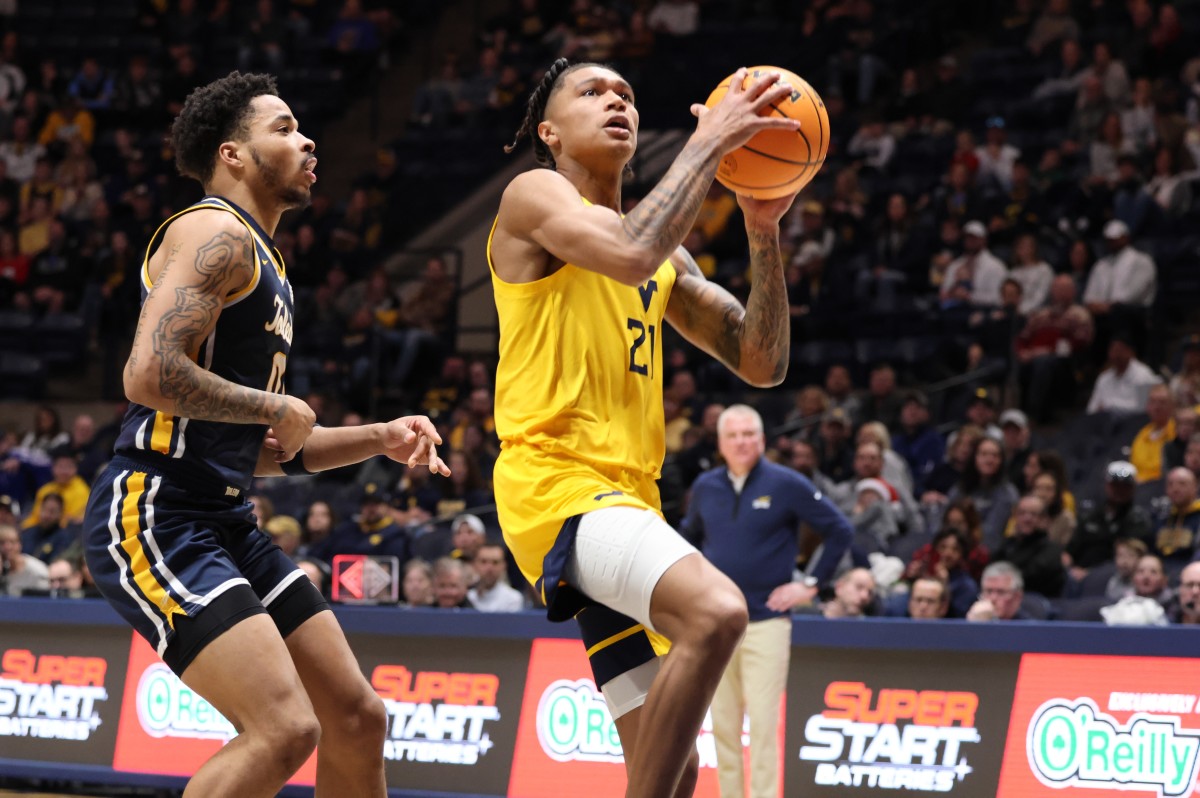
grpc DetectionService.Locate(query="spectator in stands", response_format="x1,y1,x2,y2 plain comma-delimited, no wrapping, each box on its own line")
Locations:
847,116,895,172
821,568,876,618
22,448,88,528
647,0,699,36
824,364,862,424
298,500,335,561
19,404,68,457
27,218,82,314
1165,408,1197,472
940,221,1008,309
1030,471,1077,548
860,363,903,431
994,495,1066,597
856,421,913,496
46,555,90,598
1033,38,1085,99
111,55,163,131
1153,467,1200,570
1131,553,1173,606
975,117,1020,192
906,576,950,619
1131,384,1176,482
785,387,828,446
892,391,944,496
400,558,434,608
1145,146,1192,220
789,439,838,499
1016,274,1095,423
1000,409,1033,491
247,494,274,532
1105,537,1145,601
435,451,491,519
1169,334,1200,408
432,556,475,609
1087,336,1161,414
265,515,303,560
1007,234,1053,315
467,542,525,612
0,524,47,596
18,492,76,565
0,496,16,529
448,387,495,450
0,116,43,184
1067,76,1111,151
68,57,114,113
947,436,1018,549
325,483,411,564
1088,116,1131,190
1083,219,1156,317
1066,461,1152,581
927,55,968,128
850,478,900,551
1165,561,1200,624
38,94,94,153
923,424,986,503
1026,0,1081,56
816,407,856,484
449,513,486,572
966,561,1028,621
905,526,980,618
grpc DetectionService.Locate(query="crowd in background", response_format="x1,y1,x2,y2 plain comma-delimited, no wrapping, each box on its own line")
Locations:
2,0,1200,624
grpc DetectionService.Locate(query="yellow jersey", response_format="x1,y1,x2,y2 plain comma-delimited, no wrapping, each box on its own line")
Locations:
487,212,677,589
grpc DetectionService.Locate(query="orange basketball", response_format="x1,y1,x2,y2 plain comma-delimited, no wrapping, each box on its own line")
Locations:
704,66,829,200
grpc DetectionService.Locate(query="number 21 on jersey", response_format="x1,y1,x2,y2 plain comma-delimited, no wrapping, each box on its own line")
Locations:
627,278,658,377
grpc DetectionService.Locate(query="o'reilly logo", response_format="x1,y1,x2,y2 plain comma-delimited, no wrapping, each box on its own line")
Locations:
1028,697,1200,796
536,679,622,763
136,663,235,740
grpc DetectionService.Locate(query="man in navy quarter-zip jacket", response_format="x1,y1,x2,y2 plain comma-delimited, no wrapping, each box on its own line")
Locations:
683,405,853,798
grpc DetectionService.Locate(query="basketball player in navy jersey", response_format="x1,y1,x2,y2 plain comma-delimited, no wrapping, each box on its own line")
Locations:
81,72,448,798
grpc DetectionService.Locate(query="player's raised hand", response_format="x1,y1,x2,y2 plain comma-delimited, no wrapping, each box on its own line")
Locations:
690,68,800,154
736,189,801,227
380,415,451,475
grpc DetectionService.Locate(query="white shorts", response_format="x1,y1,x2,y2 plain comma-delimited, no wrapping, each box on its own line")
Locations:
566,505,698,717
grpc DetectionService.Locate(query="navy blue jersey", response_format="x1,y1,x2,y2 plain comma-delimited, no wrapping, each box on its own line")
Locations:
113,196,294,495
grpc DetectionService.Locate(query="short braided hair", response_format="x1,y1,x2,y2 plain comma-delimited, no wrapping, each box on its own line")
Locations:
505,58,610,169
171,71,279,186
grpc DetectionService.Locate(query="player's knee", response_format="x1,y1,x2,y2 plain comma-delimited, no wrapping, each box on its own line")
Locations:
272,713,322,773
339,689,387,749
692,589,748,651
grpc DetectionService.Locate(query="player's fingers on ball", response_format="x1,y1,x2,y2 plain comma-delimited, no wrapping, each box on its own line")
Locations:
690,103,706,118
727,67,748,93
745,71,783,100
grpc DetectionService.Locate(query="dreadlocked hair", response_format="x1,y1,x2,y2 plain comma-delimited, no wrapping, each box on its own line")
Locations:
171,71,279,186
504,59,604,169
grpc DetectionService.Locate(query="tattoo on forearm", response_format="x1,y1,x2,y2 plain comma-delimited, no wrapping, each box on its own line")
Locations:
150,231,284,424
744,227,790,383
623,140,719,255
674,248,744,369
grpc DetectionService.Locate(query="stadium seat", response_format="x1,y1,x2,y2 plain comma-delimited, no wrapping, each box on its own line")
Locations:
0,352,47,399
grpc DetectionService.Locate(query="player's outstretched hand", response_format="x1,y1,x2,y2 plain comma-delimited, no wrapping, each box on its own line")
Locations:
380,416,451,475
690,67,800,155
737,189,801,228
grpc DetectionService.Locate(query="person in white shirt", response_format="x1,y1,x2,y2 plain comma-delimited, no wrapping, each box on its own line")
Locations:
1083,219,1157,310
1009,233,1054,314
1087,336,1162,415
941,220,1008,307
646,0,699,35
847,118,895,171
974,117,1021,191
467,542,527,612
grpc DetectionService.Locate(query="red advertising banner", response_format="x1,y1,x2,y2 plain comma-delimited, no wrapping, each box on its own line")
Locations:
111,633,317,784
999,654,1200,798
508,637,773,798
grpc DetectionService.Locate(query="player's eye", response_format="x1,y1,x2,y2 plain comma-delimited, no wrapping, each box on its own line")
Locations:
582,89,596,96
619,93,632,102
278,126,290,133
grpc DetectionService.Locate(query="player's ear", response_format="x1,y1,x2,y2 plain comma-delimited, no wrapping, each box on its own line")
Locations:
536,120,557,151
217,141,243,171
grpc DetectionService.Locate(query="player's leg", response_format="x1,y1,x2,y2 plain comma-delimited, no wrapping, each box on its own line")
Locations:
614,709,700,798
232,527,387,798
567,506,747,798
741,617,790,798
285,610,388,798
628,554,747,797
178,610,321,798
710,640,747,798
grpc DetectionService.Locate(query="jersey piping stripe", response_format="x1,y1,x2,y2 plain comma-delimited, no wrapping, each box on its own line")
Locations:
141,200,263,308
118,471,187,633
149,411,173,455
261,568,306,606
105,470,169,656
585,622,644,658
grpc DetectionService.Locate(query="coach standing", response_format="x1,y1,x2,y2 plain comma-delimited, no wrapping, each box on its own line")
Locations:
684,404,853,798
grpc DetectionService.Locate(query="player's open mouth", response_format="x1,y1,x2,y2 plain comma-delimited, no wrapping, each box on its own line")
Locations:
303,158,318,183
604,116,632,138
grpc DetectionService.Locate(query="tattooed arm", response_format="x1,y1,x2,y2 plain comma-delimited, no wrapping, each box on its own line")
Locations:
664,194,796,388
124,210,315,456
490,68,800,285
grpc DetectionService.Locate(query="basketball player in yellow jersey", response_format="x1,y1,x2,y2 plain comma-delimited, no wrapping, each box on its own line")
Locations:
490,59,800,797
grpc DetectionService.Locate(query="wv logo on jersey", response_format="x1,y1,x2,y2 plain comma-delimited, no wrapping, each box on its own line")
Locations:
752,496,772,510
638,279,658,312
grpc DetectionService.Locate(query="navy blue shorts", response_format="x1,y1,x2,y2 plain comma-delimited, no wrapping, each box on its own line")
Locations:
83,456,327,675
